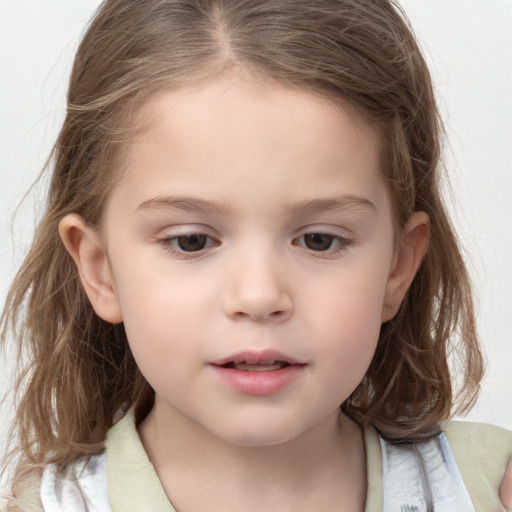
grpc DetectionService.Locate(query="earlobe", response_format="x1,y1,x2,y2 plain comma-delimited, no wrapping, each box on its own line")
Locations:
59,214,123,324
381,211,430,322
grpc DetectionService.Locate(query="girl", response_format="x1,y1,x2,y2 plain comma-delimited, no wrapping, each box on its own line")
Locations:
1,0,511,510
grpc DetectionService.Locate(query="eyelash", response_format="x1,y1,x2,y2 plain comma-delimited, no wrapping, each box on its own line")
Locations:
294,233,353,258
156,233,219,260
156,232,353,259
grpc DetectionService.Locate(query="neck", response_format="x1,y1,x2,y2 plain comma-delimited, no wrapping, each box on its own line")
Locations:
138,399,367,512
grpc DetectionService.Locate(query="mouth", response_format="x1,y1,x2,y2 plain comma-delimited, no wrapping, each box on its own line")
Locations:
211,350,304,371
220,360,292,372
210,351,305,395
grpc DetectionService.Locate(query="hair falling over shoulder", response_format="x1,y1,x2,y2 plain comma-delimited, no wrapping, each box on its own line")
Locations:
1,0,483,488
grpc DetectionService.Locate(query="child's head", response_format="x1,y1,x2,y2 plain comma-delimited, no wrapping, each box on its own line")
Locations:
2,0,483,471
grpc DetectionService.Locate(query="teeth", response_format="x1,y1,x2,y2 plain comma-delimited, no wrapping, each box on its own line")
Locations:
228,361,288,372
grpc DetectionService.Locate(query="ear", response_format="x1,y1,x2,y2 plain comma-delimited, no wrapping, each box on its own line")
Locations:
59,214,123,324
381,211,429,322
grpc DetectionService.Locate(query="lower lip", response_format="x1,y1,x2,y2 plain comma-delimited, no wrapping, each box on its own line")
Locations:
210,364,305,395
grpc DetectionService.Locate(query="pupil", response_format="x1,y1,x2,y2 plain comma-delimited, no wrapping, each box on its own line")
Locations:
305,233,333,251
177,234,207,252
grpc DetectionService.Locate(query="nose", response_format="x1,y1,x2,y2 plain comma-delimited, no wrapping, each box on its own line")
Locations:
222,247,293,323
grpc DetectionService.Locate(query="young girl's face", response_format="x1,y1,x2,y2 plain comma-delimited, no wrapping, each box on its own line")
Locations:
66,75,426,446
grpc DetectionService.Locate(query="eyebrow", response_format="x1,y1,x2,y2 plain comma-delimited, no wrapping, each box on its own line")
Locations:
137,196,231,214
284,196,376,215
137,195,376,215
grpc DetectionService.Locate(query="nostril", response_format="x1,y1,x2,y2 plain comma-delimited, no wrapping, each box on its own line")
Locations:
230,308,290,322
223,286,293,321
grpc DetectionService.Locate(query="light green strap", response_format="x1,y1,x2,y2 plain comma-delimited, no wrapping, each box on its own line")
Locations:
443,421,512,512
363,425,383,512
105,409,176,512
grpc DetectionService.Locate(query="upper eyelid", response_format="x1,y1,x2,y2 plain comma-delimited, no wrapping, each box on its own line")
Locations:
151,216,355,233
157,224,219,237
156,227,352,239
295,222,355,236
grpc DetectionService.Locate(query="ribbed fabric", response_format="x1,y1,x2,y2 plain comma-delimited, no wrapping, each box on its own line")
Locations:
381,432,475,511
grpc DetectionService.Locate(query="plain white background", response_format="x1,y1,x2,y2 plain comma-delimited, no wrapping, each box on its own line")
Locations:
1,0,511,484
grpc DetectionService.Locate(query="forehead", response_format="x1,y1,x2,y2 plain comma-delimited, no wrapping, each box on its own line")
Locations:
129,76,379,152
110,76,388,216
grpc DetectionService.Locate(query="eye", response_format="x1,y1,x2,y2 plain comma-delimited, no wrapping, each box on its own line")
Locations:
295,232,352,254
157,233,218,255
303,233,336,251
174,234,208,252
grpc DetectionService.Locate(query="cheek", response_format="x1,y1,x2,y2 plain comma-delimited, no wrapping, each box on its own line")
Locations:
304,257,390,331
315,291,382,361
120,294,205,396
112,261,214,377
303,264,389,382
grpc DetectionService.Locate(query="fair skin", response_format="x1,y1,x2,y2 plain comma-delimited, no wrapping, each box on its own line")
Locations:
502,462,512,510
60,75,511,511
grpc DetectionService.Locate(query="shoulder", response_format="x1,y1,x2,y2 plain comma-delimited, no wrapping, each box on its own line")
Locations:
443,420,512,511
443,420,512,467
443,420,512,448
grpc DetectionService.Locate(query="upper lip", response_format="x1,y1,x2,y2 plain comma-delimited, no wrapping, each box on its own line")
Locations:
211,349,304,366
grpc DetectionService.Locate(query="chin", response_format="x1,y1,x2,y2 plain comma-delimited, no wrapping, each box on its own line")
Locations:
211,419,306,448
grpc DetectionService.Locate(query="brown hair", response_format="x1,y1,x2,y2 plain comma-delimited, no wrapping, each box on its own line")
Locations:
1,0,483,486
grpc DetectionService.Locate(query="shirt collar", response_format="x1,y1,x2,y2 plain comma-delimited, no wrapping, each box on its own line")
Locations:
105,408,383,511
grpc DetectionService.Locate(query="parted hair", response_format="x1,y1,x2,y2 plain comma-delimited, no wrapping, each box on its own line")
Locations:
1,0,483,485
